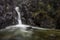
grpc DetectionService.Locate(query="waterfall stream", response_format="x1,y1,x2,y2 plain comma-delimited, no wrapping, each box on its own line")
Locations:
14,6,48,30
15,7,22,24
4,6,50,31
4,7,31,32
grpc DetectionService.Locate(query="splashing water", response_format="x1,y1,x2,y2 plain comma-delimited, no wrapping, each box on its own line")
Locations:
15,7,30,31
5,7,31,32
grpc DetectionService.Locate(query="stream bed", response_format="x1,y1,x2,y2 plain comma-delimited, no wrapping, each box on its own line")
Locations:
0,27,60,40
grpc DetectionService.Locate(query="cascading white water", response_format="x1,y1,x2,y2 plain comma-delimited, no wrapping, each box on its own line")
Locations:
5,6,50,31
5,7,30,32
15,7,30,30
15,7,22,24
15,7,49,30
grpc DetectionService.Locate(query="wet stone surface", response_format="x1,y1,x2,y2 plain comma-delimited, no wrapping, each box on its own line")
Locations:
0,28,60,40
0,0,60,29
0,0,18,29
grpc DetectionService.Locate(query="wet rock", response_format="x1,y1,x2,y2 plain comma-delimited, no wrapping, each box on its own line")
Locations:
0,0,18,29
18,0,60,29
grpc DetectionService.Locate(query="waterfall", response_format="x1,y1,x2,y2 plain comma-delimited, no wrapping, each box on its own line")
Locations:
15,7,22,24
14,7,49,30
15,7,29,28
5,7,30,32
5,6,50,31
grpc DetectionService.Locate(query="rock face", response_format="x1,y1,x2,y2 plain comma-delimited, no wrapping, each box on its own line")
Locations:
0,0,60,29
18,0,60,29
0,0,18,29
